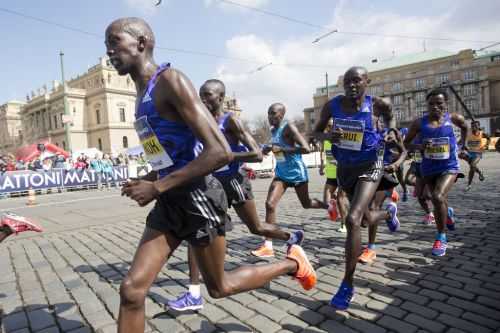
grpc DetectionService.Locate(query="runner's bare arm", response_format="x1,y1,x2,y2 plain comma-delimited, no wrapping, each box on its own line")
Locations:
373,97,396,129
227,114,263,163
451,112,469,150
283,122,310,154
387,132,407,171
313,101,333,142
404,118,422,152
154,69,232,193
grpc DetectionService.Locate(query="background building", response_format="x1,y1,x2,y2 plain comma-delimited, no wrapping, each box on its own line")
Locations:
0,101,24,153
304,48,500,137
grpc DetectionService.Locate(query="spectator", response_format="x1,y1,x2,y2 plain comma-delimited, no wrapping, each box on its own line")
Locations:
54,155,66,169
90,154,103,189
101,154,115,188
42,158,52,171
15,159,26,171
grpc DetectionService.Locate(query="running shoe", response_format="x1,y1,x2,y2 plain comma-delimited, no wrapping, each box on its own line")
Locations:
287,230,305,247
328,199,338,221
385,202,400,232
286,245,317,290
330,281,354,310
251,244,274,258
422,212,435,225
167,292,203,311
431,239,447,257
337,224,347,233
465,185,472,192
478,172,485,182
358,248,376,264
446,207,455,231
1,213,43,235
391,189,400,203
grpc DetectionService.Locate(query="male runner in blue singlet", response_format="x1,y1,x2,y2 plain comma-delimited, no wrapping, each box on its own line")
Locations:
105,17,317,333
404,88,468,257
167,79,304,311
314,66,398,310
252,103,328,258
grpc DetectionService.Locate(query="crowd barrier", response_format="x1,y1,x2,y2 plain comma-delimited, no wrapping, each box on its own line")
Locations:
0,166,129,195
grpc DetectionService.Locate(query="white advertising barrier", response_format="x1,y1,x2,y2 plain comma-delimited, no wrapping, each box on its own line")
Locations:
245,151,321,172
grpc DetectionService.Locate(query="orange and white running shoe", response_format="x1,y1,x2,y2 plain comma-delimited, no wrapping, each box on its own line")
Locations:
358,247,376,264
251,244,274,258
286,245,317,290
1,212,43,235
391,189,400,203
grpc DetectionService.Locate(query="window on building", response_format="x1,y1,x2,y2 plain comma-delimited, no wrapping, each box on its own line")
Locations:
394,107,403,122
98,138,103,151
73,107,76,114
393,95,403,105
463,84,475,96
464,70,475,81
123,136,128,148
415,91,426,104
465,99,478,114
392,82,401,92
415,78,425,89
119,107,126,122
96,109,101,124
62,141,66,151
54,115,58,129
451,59,460,67
436,73,449,84
492,55,500,62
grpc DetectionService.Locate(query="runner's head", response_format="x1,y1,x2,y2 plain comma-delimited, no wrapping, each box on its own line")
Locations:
471,121,480,132
268,103,286,128
105,17,155,75
325,118,333,133
343,66,369,100
426,88,448,119
200,79,226,113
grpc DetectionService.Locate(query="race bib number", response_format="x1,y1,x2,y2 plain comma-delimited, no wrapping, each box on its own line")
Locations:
333,118,365,151
274,150,286,162
134,116,174,171
424,137,450,160
468,139,481,152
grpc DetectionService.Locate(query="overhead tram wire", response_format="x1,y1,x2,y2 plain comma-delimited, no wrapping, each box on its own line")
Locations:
217,0,496,44
0,6,343,71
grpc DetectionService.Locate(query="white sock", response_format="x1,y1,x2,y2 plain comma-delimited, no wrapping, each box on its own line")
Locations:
189,284,201,298
264,240,273,249
287,232,298,244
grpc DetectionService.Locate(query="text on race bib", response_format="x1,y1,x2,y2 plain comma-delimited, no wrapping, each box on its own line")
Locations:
333,118,365,151
134,116,174,171
424,137,450,160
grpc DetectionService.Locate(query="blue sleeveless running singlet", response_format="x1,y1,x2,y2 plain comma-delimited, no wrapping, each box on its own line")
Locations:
271,121,308,183
214,112,248,177
420,113,459,176
134,63,202,178
330,95,382,165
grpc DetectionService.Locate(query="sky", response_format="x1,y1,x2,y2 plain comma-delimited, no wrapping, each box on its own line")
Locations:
1,0,499,122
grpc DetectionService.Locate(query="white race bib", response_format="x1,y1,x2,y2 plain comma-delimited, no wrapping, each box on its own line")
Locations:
134,116,174,171
334,118,365,151
424,137,450,160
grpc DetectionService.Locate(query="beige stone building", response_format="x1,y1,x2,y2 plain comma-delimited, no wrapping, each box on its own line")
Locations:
0,101,24,153
304,48,500,137
6,57,138,155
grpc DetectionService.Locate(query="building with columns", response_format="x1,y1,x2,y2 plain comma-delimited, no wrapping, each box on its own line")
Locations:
304,48,500,137
0,101,24,153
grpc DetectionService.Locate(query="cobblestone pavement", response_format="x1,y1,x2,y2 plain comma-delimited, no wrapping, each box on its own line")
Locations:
1,154,500,333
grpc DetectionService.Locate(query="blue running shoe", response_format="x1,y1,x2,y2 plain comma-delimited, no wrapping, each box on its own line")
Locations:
431,239,448,256
446,207,455,231
287,230,305,247
167,292,203,311
386,202,400,232
330,281,354,310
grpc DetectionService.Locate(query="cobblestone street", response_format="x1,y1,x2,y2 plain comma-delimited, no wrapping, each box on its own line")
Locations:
1,154,499,333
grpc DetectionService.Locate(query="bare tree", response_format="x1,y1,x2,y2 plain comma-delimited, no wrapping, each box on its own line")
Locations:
251,115,271,144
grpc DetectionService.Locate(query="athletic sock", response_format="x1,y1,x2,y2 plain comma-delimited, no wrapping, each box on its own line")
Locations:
189,284,201,298
436,233,447,242
367,243,376,250
288,232,298,244
265,240,273,249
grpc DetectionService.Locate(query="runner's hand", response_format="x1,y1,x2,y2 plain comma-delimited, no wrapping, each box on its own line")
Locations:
262,145,272,155
319,166,325,176
384,164,397,173
122,179,159,206
271,145,282,154
331,128,343,144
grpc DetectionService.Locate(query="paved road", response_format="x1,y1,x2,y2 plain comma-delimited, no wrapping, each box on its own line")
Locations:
1,154,499,333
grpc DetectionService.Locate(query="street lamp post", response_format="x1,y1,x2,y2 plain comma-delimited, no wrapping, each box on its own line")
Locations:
59,51,72,153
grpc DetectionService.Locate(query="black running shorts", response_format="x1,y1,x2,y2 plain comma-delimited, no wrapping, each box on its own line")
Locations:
146,175,230,247
337,160,383,195
215,170,254,208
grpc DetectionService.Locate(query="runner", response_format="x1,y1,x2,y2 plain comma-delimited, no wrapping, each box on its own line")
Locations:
251,103,327,257
396,127,409,202
167,79,304,311
319,119,347,232
404,87,468,257
462,121,490,191
105,18,316,333
0,212,43,243
313,66,399,310
359,128,407,265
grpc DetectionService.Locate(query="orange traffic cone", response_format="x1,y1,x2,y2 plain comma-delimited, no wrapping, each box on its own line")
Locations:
26,187,36,206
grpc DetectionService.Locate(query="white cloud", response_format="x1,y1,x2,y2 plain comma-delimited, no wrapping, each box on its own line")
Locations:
125,0,165,15
215,1,500,122
204,0,269,11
